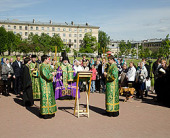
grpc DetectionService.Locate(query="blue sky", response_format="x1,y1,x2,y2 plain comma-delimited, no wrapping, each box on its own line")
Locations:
0,0,170,41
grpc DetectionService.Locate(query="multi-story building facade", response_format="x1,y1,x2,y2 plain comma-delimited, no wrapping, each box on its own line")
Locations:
0,19,99,54
131,39,164,52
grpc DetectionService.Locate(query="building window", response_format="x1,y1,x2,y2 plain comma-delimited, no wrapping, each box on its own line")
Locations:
74,34,77,37
58,33,60,36
57,28,60,31
52,27,55,31
63,39,66,42
8,25,11,29
74,44,76,48
74,28,77,32
2,25,5,28
30,32,33,35
14,32,16,34
13,26,16,29
69,28,72,32
79,40,82,43
47,33,49,35
25,26,28,30
69,34,72,37
35,32,38,35
79,34,82,37
79,29,82,32
47,27,50,31
52,33,55,36
63,33,66,37
90,29,92,32
69,39,72,43
25,32,28,36
19,32,22,35
74,39,76,43
36,27,39,30
63,28,66,31
84,29,87,32
19,26,22,30
30,26,33,30
42,27,44,30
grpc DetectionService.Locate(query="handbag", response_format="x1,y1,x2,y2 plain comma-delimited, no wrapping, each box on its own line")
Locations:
1,74,8,81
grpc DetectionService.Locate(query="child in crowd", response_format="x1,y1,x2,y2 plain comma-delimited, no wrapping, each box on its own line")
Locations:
90,64,97,93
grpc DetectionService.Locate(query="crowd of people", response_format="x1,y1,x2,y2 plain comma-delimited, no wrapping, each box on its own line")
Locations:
0,54,170,119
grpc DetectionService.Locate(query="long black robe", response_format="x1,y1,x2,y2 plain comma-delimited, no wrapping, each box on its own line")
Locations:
22,65,34,106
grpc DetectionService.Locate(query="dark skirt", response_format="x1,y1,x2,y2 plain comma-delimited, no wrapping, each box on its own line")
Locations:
139,82,145,91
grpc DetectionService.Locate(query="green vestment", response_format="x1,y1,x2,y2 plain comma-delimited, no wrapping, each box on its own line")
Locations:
40,63,57,115
106,63,119,112
29,62,41,99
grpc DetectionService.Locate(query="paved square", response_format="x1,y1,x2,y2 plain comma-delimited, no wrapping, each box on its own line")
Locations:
0,92,170,138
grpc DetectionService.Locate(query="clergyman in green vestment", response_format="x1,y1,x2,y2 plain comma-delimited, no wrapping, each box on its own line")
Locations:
104,55,119,117
29,55,41,99
39,55,57,119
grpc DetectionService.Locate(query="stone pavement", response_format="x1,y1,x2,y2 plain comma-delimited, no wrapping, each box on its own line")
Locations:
0,92,170,138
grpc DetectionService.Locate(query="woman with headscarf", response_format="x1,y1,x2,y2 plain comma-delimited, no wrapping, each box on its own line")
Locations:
136,62,148,99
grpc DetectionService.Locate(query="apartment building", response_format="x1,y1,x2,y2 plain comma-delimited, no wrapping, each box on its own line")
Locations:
0,19,100,53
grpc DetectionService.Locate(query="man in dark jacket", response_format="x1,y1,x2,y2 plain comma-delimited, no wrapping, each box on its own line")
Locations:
12,55,23,95
98,58,107,93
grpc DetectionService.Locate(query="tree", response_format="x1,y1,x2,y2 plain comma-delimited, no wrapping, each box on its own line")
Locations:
17,40,31,54
39,33,52,54
159,34,170,60
118,40,126,55
131,48,137,57
73,49,78,57
79,33,98,53
7,31,15,55
0,27,8,55
138,45,145,58
14,34,22,54
125,41,131,56
50,34,64,52
98,30,110,54
28,34,42,54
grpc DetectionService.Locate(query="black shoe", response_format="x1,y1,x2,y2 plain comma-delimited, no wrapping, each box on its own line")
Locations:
112,111,119,117
43,115,53,119
39,113,43,118
107,112,113,117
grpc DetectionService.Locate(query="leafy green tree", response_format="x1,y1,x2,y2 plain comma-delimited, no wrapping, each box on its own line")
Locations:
39,33,52,54
118,40,126,55
98,31,110,54
143,48,150,58
131,48,137,57
50,34,64,52
73,49,78,57
17,40,31,54
7,31,15,55
14,34,22,54
0,27,8,55
138,45,145,58
159,34,170,60
28,34,42,54
125,41,132,56
79,33,98,53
